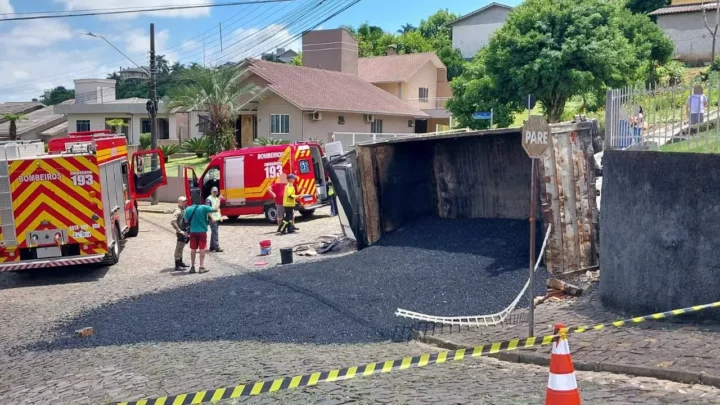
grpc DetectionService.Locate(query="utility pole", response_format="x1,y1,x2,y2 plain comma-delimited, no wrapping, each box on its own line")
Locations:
149,23,159,205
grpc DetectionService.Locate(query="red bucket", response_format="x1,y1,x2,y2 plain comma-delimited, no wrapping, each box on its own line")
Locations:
259,240,272,256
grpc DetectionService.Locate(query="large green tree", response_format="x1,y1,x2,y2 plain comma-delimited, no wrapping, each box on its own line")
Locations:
625,0,669,15
616,7,674,84
41,86,75,105
166,65,260,153
479,0,640,123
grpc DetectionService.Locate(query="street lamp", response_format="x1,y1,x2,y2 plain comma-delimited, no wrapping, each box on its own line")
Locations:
83,32,149,74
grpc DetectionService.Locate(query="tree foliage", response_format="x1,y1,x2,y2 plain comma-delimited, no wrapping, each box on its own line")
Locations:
290,52,303,66
167,65,261,154
451,0,671,124
41,86,75,105
625,0,669,15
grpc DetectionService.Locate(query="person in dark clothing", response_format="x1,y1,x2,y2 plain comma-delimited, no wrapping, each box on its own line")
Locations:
327,180,338,217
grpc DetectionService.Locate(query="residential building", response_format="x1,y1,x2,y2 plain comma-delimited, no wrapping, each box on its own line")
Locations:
118,66,150,81
0,103,68,141
447,2,513,60
54,79,200,145
0,102,44,124
231,28,428,147
261,47,298,64
358,50,453,132
650,0,719,64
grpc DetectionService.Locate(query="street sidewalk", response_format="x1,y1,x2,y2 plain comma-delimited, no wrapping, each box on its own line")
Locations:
416,282,720,388
137,201,176,214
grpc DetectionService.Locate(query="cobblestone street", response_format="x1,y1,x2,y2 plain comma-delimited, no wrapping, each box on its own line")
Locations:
0,210,719,404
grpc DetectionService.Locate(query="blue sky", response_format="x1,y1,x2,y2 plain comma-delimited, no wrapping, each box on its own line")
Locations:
0,0,521,102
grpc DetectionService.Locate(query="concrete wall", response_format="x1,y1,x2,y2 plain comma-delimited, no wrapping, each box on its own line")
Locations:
600,151,720,318
451,6,511,59
302,28,359,75
658,12,715,64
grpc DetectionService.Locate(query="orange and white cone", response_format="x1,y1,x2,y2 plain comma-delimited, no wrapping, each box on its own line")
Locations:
545,323,581,405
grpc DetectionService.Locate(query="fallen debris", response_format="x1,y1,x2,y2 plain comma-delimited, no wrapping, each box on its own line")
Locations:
547,278,584,297
75,327,94,338
293,234,355,256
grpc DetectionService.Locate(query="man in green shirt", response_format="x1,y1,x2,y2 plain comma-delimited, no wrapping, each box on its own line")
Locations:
183,202,218,274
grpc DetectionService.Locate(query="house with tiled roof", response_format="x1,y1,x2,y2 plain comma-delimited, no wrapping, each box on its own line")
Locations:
447,2,513,59
0,102,69,141
232,28,430,147
650,0,718,63
0,102,45,124
358,50,453,132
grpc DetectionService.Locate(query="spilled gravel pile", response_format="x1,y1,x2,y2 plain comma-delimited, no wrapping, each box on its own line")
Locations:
32,218,549,350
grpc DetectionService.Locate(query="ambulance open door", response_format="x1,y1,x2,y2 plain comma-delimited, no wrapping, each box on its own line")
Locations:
130,150,167,199
183,167,203,205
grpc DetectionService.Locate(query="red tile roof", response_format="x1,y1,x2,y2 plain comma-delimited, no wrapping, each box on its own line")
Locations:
245,59,428,117
358,52,445,83
649,2,716,16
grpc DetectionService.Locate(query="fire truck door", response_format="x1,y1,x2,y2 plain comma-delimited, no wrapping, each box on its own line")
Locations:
183,167,203,205
224,156,245,205
130,150,168,199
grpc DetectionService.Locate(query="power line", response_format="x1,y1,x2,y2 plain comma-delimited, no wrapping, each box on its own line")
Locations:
0,0,290,22
0,1,250,16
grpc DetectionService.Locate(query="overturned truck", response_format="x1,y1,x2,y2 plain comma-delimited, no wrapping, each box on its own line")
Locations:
326,120,600,276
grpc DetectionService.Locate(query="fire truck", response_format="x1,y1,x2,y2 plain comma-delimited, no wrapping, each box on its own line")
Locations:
0,130,167,271
183,142,330,223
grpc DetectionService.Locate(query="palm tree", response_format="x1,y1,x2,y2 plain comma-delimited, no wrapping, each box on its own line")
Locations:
156,55,170,76
166,65,261,154
2,114,27,141
398,23,416,34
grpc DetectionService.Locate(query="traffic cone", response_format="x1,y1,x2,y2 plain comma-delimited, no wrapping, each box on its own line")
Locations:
545,323,581,405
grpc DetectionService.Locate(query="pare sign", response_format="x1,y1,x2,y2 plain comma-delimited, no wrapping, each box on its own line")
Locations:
521,115,552,158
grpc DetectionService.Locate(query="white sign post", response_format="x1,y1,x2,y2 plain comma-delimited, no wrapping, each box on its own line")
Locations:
521,115,552,338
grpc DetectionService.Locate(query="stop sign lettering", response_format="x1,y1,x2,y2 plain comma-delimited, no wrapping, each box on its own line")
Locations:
522,116,552,158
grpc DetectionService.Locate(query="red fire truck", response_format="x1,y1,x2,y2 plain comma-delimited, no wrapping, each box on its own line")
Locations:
0,130,167,271
183,142,330,223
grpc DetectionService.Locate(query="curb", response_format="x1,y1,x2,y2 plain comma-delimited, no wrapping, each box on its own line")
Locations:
414,331,720,389
138,208,172,214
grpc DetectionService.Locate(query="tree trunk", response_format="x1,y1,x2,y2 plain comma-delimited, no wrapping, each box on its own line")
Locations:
9,120,17,141
713,34,717,62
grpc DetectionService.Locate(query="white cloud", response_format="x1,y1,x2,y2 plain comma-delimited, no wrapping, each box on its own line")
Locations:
125,28,170,55
218,24,301,63
0,20,73,48
0,0,14,16
53,0,214,20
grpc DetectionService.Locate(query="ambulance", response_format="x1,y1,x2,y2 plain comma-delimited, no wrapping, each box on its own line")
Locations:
0,130,167,271
183,142,330,223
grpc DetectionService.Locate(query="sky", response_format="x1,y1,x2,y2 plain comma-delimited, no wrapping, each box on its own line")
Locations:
0,0,521,102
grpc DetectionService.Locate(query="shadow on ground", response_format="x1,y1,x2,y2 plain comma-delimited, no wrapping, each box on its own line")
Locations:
28,218,549,351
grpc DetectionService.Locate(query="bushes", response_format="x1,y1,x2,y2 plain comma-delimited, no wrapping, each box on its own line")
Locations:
160,145,179,162
254,137,290,146
139,133,152,150
656,60,686,86
182,137,209,158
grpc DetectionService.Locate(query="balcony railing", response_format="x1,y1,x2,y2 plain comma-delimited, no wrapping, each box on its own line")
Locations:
405,97,451,110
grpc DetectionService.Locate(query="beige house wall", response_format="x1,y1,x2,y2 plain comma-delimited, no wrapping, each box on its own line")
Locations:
406,61,438,108
256,93,305,142
375,82,403,99
303,111,413,139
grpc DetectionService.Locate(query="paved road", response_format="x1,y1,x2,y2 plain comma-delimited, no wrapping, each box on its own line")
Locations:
0,212,718,404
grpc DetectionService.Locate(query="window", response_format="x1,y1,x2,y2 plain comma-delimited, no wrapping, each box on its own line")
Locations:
270,114,290,134
76,120,90,132
371,119,383,134
419,88,429,102
338,116,345,125
141,119,151,134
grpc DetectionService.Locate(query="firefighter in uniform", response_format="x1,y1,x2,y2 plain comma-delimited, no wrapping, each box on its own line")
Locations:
328,180,337,216
278,174,298,234
171,196,189,271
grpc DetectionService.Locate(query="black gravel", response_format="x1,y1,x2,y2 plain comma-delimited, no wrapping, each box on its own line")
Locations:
29,218,549,351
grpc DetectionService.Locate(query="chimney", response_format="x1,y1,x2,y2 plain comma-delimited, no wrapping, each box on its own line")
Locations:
302,28,358,75
387,45,397,56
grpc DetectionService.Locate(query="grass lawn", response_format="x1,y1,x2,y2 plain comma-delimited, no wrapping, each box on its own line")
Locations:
164,155,209,176
660,127,720,153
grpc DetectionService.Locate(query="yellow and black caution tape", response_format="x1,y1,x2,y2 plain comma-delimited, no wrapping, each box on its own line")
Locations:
117,300,720,405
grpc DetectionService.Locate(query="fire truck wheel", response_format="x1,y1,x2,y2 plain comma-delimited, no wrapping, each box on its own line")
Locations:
299,209,315,218
105,226,121,265
264,205,278,224
126,212,140,237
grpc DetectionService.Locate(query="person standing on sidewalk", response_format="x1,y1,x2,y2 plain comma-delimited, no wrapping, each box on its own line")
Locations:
327,180,338,217
278,174,299,234
206,186,224,252
171,196,189,271
184,201,218,274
